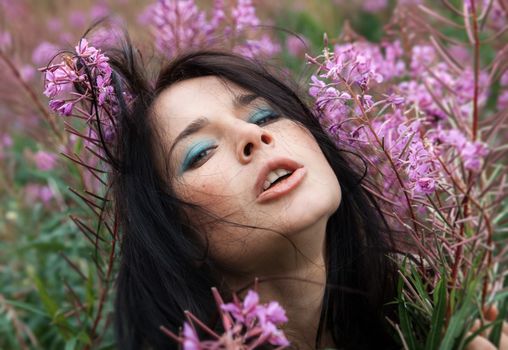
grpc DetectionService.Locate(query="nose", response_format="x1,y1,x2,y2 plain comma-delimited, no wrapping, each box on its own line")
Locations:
236,123,274,163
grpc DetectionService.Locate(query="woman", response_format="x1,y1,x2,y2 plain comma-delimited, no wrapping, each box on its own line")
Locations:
102,48,398,350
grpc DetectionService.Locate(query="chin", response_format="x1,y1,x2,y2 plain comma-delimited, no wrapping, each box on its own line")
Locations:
278,181,341,234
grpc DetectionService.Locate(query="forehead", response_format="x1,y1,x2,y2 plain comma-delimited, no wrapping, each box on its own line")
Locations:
152,76,245,139
156,76,238,115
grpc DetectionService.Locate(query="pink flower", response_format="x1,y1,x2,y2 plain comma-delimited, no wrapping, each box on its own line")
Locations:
182,323,201,350
500,71,508,87
362,0,388,12
147,0,208,57
33,150,57,171
382,93,405,110
309,75,327,98
19,64,35,82
461,141,489,172
415,177,436,195
286,35,309,57
234,34,281,58
221,289,259,324
90,4,110,20
39,186,54,203
75,38,98,58
49,100,74,116
24,184,54,205
32,42,59,65
168,289,289,349
0,135,12,161
69,10,87,28
206,0,225,35
96,75,114,106
89,26,121,47
440,129,467,148
232,0,260,31
0,31,12,51
143,0,275,60
498,91,508,111
2,135,12,147
60,102,74,116
257,301,288,325
43,66,74,99
263,322,290,347
42,37,119,128
324,42,384,90
46,18,62,32
410,45,436,75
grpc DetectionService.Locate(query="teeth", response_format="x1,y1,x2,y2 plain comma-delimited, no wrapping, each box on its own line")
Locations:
275,169,287,177
262,168,292,191
267,171,280,184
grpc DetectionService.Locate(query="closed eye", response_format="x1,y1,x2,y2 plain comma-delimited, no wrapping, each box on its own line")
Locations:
248,108,281,126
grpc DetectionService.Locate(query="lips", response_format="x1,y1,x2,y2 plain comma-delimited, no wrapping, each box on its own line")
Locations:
255,158,306,203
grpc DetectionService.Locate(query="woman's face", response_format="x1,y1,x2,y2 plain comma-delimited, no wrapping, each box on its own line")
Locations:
153,76,341,272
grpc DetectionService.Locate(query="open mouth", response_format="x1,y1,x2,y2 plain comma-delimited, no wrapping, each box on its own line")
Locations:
262,168,294,192
255,158,306,203
256,163,307,203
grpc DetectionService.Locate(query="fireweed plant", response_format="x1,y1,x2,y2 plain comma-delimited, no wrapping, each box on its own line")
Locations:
139,0,281,59
306,0,508,349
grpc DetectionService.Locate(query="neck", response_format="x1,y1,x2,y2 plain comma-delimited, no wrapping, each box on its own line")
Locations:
223,218,332,349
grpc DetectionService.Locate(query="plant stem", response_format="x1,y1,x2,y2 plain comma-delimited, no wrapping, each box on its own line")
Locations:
470,0,481,141
0,51,64,143
84,214,118,349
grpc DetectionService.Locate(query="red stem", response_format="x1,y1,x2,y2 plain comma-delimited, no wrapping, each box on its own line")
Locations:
469,0,492,312
470,0,481,141
84,214,118,349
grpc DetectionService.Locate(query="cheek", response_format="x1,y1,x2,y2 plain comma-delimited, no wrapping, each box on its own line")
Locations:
174,161,245,215
273,121,321,153
175,176,222,206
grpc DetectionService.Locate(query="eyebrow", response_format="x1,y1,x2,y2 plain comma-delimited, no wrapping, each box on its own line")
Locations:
168,93,260,155
233,93,259,108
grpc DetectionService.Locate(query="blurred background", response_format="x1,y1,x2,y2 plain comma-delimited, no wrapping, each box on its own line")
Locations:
0,0,475,349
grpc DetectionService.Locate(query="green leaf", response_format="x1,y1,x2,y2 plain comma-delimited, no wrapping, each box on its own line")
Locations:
33,274,59,318
98,342,117,350
85,267,95,317
426,278,447,350
4,299,49,318
397,276,418,350
32,273,72,339
488,297,508,347
408,263,432,316
77,330,91,344
65,337,78,350
439,282,477,350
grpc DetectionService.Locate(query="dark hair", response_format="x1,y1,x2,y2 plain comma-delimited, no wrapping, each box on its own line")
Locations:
103,45,399,349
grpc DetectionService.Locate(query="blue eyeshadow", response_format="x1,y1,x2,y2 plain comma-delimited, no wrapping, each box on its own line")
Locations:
248,108,275,124
180,139,215,173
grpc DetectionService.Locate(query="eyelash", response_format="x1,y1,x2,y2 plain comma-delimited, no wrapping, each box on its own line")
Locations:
185,145,217,170
250,110,281,126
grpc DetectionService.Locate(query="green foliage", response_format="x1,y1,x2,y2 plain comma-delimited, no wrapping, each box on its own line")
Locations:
395,257,508,349
0,132,116,349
